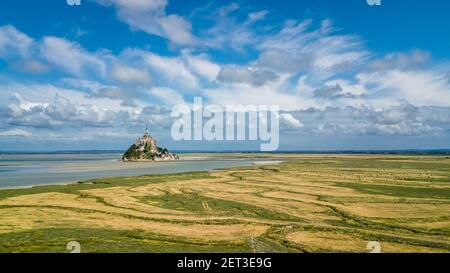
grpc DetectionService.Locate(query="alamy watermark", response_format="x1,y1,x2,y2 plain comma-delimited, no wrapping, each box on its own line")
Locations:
367,241,382,253
367,0,381,6
67,241,81,253
171,97,280,151
67,0,81,6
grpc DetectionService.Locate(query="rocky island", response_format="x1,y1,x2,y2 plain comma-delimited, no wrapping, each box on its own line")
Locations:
122,129,179,162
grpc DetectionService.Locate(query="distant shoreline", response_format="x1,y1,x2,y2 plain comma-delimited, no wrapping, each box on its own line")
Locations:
1,149,450,155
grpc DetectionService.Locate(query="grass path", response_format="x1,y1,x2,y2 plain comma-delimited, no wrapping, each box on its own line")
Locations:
202,201,212,212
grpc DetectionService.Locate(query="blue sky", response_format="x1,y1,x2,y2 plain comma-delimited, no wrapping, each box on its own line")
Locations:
0,0,450,151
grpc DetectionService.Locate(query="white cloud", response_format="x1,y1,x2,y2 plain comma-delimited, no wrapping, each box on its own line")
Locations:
258,19,314,53
40,37,106,77
357,70,450,107
314,50,368,71
296,75,315,94
158,15,197,45
60,78,146,107
202,3,259,51
257,49,311,73
12,60,48,73
288,101,448,137
217,65,278,86
368,50,431,71
314,79,367,100
258,20,368,74
203,83,318,111
111,65,152,85
326,80,367,96
1,91,135,129
280,113,304,129
0,80,179,139
0,26,110,77
148,87,185,105
183,53,220,82
96,0,196,45
98,0,167,11
143,52,198,89
248,10,269,21
0,129,32,137
0,80,139,113
0,25,33,59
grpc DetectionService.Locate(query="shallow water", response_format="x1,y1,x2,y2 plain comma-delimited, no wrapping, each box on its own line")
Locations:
0,153,260,189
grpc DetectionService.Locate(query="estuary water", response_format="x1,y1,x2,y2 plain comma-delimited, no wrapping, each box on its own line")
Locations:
0,153,261,189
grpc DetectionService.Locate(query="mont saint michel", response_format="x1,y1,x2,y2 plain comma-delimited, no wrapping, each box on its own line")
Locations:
122,128,179,162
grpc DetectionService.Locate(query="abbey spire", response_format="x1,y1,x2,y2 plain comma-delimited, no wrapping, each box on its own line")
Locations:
122,126,179,162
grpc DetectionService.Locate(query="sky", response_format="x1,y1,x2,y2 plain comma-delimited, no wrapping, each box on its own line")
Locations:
0,0,450,151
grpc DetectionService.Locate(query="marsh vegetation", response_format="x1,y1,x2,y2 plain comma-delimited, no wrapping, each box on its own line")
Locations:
0,154,449,253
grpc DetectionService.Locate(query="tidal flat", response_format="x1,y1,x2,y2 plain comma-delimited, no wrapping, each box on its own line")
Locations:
0,153,260,189
0,154,449,253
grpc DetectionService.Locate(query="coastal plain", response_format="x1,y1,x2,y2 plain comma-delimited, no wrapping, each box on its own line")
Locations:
0,154,449,253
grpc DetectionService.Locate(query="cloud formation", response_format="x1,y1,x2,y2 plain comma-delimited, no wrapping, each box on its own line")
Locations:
0,1,450,150
96,0,197,45
0,129,32,137
217,65,278,86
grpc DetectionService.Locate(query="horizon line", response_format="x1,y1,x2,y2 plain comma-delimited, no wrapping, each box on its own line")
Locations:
1,149,450,155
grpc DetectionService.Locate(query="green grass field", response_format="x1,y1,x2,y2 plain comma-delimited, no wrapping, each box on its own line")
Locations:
0,154,449,253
